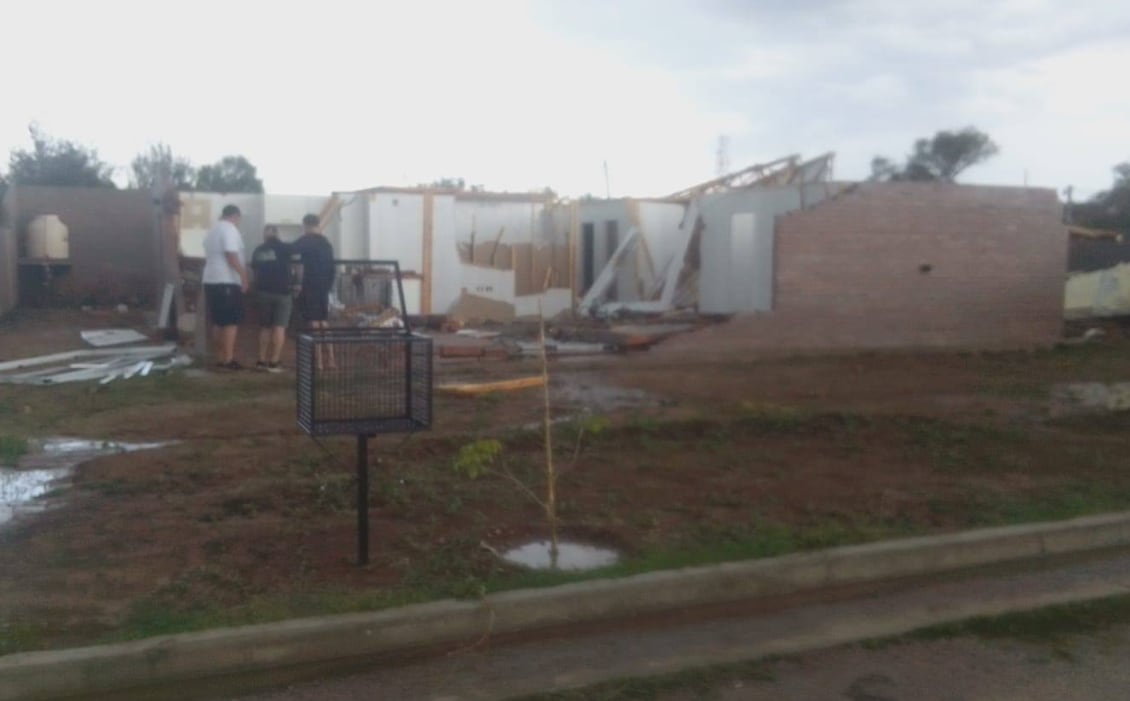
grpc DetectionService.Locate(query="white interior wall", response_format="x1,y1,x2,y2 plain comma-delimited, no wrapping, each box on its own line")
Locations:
454,199,544,250
370,193,425,273
263,195,329,229
636,202,689,282
334,195,368,260
431,194,461,315
179,192,264,257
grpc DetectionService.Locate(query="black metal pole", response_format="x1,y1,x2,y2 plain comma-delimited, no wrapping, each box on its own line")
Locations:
357,434,370,565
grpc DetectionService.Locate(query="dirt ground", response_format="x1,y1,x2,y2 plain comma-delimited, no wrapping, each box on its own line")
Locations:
4,309,1130,654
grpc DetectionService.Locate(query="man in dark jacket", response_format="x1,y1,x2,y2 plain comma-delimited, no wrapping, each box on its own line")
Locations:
249,225,294,372
293,213,337,368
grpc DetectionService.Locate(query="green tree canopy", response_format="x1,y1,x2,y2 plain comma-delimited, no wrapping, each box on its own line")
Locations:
195,155,264,193
8,125,116,188
130,143,195,190
421,177,485,192
1071,161,1130,232
871,127,999,183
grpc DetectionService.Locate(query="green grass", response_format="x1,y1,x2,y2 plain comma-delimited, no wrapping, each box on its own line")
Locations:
0,369,286,436
0,434,28,464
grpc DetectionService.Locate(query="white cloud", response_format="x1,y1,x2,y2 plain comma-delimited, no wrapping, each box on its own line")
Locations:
1,0,1126,197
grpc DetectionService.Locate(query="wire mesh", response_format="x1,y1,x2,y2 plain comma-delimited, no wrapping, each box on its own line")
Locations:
328,261,410,329
296,329,432,436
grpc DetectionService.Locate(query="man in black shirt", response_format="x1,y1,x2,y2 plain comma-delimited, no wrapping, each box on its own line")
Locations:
293,213,337,368
250,225,294,372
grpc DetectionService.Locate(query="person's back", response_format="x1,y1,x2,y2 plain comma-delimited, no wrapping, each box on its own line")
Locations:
250,227,294,372
251,237,293,295
203,219,244,286
294,214,336,369
201,205,248,371
294,232,335,292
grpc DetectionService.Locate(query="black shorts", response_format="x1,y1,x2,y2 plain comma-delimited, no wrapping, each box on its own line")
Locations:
205,284,245,327
299,288,330,323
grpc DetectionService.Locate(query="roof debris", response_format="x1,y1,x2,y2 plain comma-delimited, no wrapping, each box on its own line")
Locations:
0,345,190,386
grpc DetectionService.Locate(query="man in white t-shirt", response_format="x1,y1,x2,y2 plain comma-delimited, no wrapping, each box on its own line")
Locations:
202,204,249,370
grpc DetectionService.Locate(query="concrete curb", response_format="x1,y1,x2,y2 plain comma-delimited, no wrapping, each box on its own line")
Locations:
5,511,1130,701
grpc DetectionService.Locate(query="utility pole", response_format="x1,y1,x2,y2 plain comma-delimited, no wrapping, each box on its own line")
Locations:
603,161,611,199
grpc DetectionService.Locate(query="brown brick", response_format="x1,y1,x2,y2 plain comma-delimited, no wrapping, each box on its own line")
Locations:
662,183,1067,356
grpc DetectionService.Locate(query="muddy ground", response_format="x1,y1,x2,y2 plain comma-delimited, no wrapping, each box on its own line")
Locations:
4,310,1130,654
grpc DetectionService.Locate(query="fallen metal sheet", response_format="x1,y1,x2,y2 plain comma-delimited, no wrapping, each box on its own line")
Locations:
517,341,615,356
0,345,177,373
0,345,182,386
455,329,502,339
81,329,150,347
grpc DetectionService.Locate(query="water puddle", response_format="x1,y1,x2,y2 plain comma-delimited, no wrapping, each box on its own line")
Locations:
553,374,655,413
0,438,171,527
503,540,620,571
1049,382,1130,416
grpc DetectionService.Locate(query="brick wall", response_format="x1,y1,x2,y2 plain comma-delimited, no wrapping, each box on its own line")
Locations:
661,183,1068,356
10,186,157,308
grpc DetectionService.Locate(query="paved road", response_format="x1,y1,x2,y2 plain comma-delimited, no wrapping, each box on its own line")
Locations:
220,548,1130,701
654,629,1130,701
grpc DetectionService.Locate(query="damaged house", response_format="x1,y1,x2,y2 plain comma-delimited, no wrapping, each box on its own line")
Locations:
0,150,1069,354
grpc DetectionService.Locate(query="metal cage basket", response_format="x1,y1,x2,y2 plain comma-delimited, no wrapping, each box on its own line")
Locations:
296,260,433,437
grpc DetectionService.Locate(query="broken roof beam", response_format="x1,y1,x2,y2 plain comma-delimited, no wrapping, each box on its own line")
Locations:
665,154,800,200
785,152,835,185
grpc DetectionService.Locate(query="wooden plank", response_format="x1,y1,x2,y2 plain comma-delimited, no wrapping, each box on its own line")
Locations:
438,376,545,397
489,227,506,267
317,194,343,230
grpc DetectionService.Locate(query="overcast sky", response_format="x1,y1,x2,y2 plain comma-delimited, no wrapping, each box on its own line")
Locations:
1,0,1126,199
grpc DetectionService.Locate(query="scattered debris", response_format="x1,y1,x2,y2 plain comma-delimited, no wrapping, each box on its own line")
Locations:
516,341,615,357
579,200,703,319
455,329,502,339
438,376,545,397
80,329,149,347
449,291,517,324
355,307,404,329
1061,327,1107,346
0,345,190,386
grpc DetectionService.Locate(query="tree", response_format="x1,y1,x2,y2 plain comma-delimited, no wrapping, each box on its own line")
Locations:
130,143,195,190
870,127,999,183
8,124,116,188
1071,161,1130,232
421,177,486,192
195,155,264,193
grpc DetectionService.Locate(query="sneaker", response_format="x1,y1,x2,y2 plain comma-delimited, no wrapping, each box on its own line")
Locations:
255,361,269,372
225,361,244,372
266,363,283,374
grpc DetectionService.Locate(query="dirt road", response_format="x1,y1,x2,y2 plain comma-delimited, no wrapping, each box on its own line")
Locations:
218,548,1130,701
